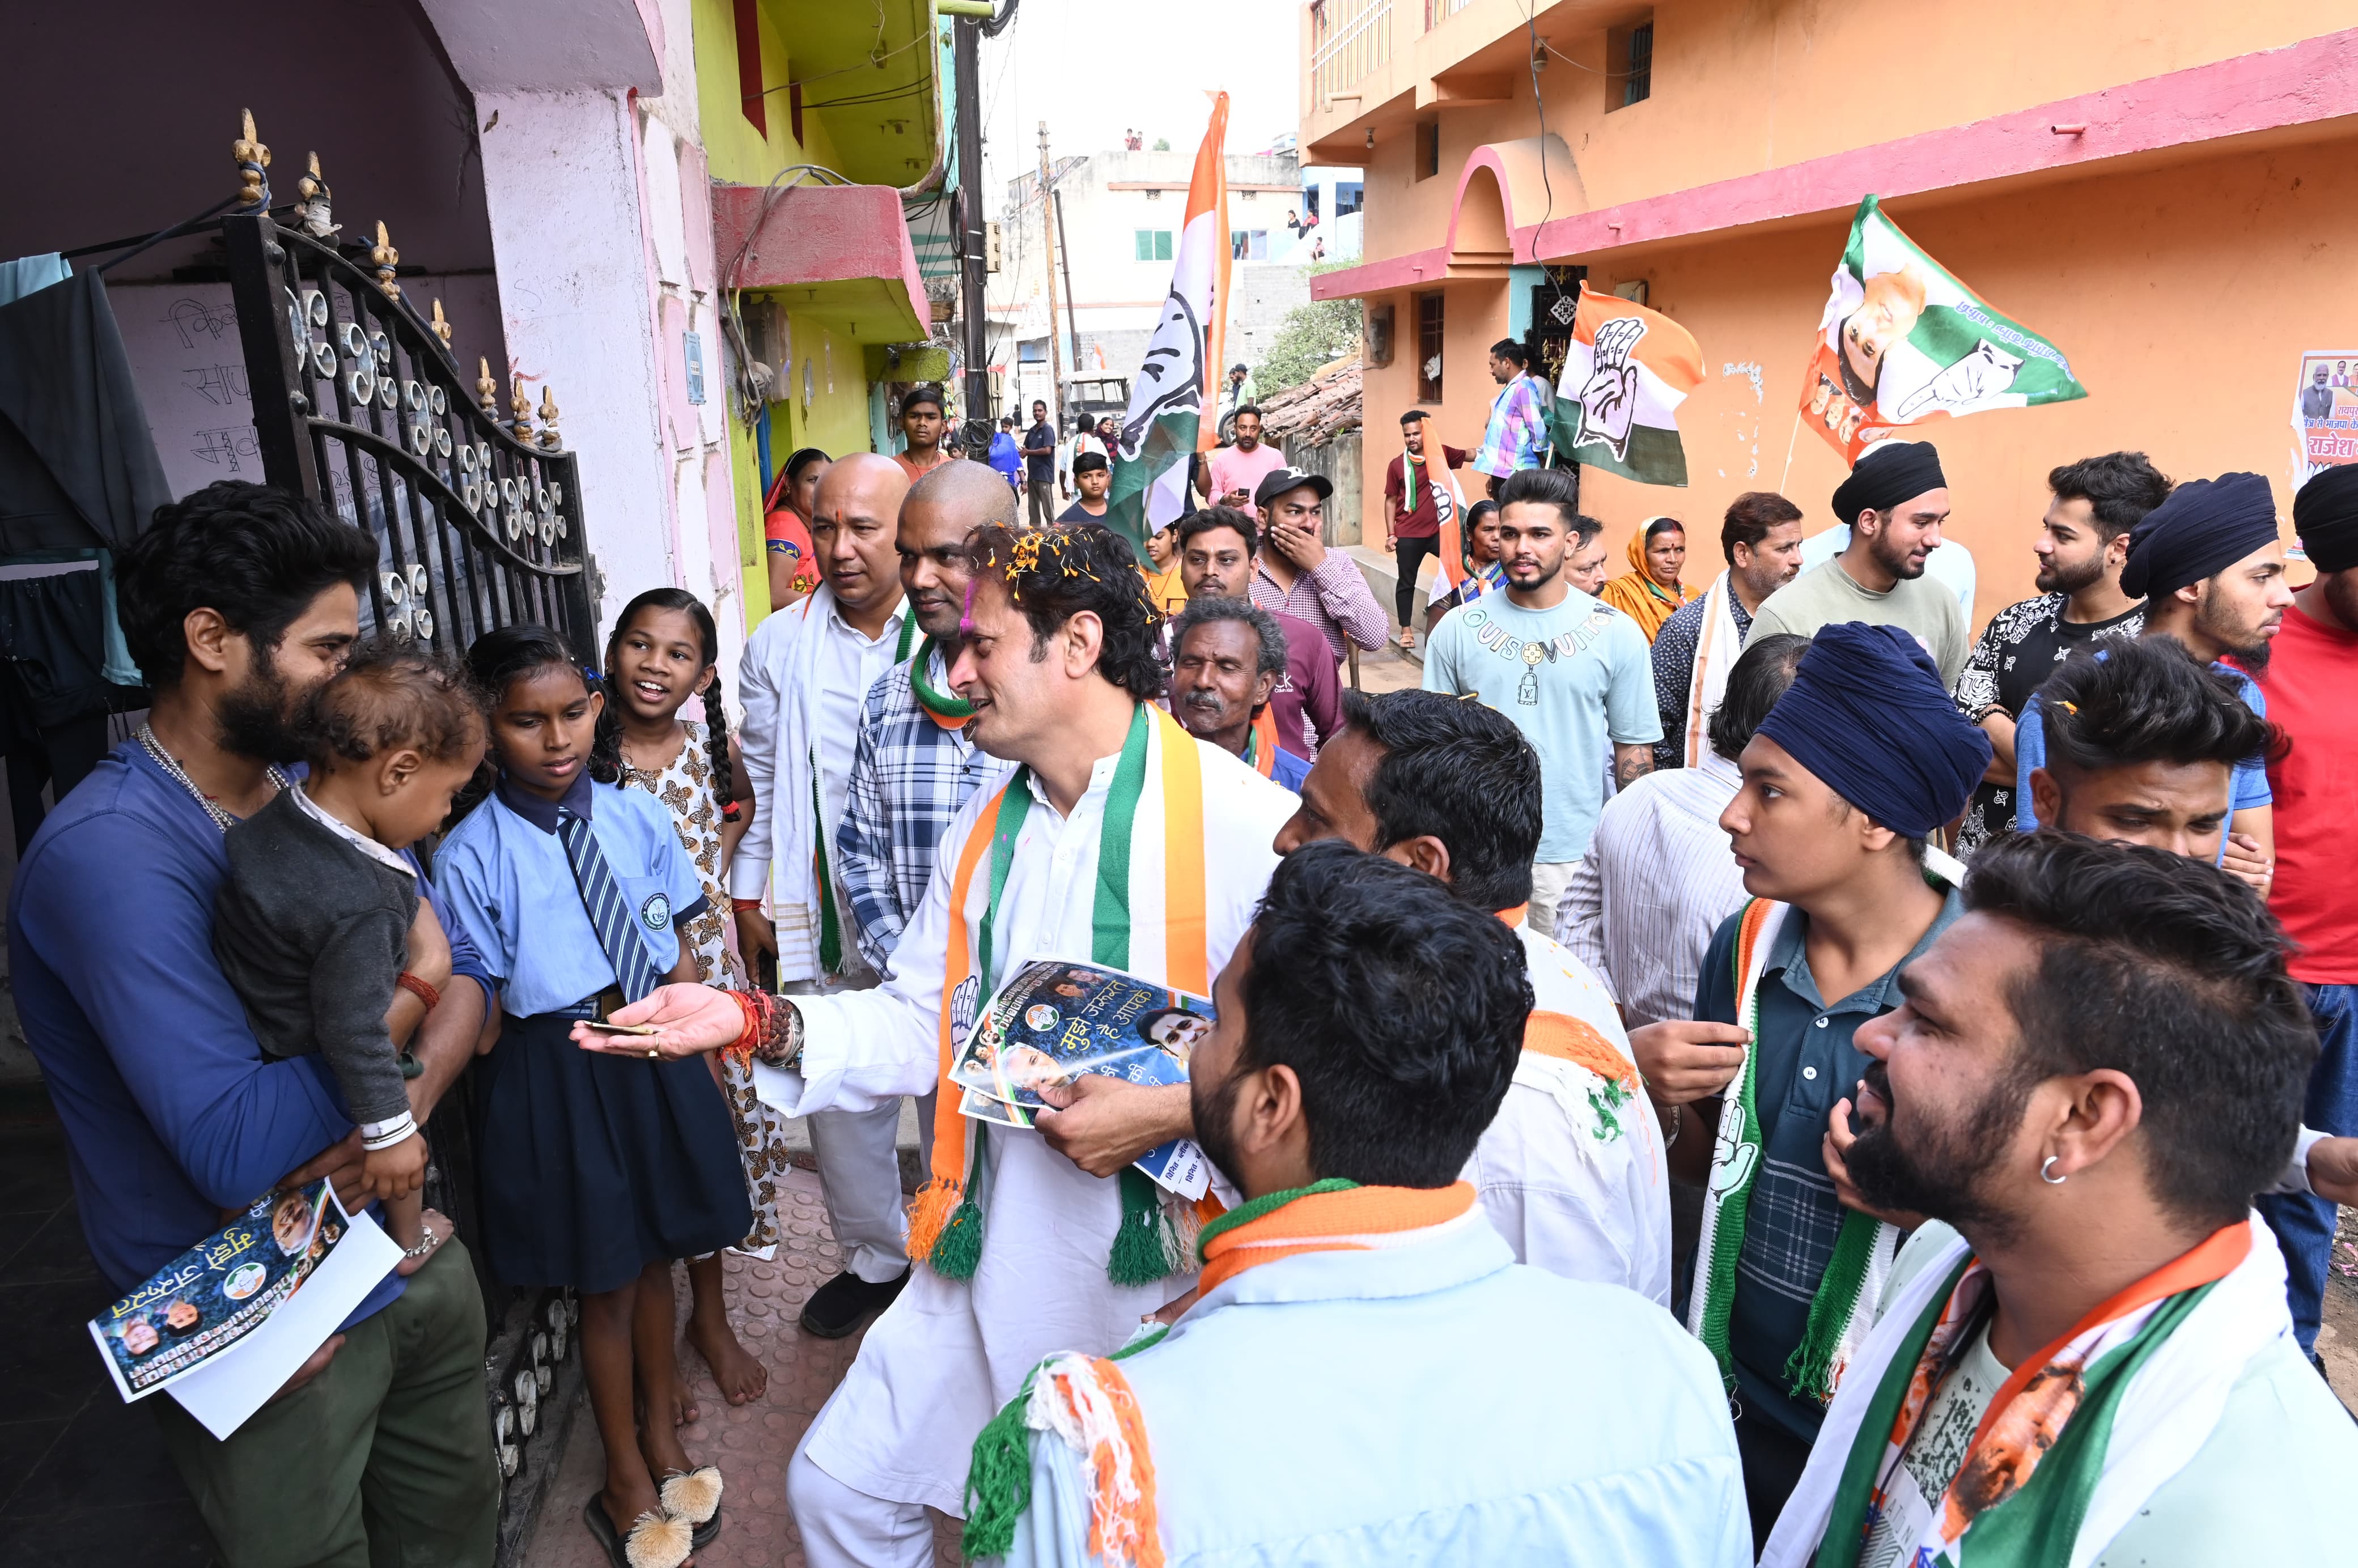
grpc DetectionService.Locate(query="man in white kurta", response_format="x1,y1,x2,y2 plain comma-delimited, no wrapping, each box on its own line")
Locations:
732,454,922,1331
750,529,1296,1565
1273,687,1672,1301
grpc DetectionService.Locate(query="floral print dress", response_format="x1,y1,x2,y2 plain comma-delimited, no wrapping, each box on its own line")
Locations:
619,721,788,1255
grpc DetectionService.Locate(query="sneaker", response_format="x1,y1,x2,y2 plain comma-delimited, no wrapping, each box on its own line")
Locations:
799,1266,910,1338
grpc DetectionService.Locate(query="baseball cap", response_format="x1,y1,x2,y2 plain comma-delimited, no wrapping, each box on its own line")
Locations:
1253,468,1334,509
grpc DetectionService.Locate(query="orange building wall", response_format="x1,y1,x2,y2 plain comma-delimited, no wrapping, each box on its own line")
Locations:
1361,128,2358,627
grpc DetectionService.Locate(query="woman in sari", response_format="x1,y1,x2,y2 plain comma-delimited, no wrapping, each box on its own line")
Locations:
1600,516,1690,641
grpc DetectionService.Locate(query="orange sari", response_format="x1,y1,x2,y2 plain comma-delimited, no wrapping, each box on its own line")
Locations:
1599,527,1689,641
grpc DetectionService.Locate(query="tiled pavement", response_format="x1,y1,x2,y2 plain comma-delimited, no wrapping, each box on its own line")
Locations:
519,1164,961,1568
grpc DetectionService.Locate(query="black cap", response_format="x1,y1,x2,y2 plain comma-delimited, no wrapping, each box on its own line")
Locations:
1254,467,1333,508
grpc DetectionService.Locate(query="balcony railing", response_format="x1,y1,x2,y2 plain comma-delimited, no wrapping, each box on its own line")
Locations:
1309,0,1393,107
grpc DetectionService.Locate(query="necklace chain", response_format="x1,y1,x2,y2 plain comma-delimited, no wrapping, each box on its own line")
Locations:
138,724,293,834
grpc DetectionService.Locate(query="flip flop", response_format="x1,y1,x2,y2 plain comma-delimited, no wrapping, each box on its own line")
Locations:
583,1494,693,1568
660,1466,725,1549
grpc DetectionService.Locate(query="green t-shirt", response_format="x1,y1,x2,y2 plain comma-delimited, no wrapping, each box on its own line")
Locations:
1745,557,1970,688
1421,588,1661,862
1866,1222,2358,1568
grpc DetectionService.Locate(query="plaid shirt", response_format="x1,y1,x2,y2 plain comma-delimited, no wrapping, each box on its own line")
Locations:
1473,373,1551,478
1250,554,1389,660
835,651,1016,975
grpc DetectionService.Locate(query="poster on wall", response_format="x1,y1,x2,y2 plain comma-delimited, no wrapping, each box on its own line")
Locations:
2293,349,2358,491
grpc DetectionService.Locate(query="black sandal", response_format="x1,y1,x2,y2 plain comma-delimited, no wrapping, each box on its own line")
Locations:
582,1493,693,1568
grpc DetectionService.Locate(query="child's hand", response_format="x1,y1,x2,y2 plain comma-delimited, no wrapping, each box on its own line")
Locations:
362,1133,429,1201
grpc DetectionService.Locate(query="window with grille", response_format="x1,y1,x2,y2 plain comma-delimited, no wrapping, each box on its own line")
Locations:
1416,292,1445,402
1625,21,1653,104
1335,181,1365,216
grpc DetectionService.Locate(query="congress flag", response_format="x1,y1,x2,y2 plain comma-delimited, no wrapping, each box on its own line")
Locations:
1801,194,2089,462
1549,283,1705,487
1107,93,1231,554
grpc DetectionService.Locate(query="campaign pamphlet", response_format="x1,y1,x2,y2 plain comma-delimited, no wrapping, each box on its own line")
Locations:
89,1180,400,1439
952,957,1215,1199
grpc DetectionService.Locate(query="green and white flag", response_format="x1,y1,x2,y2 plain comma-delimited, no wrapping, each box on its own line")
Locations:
1547,282,1705,487
1106,94,1229,556
1801,194,2089,462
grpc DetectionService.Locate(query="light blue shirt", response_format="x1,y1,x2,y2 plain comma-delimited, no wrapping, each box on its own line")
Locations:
2013,653,2271,847
987,1209,1748,1567
434,773,707,1017
1423,589,1662,862
1801,523,1976,618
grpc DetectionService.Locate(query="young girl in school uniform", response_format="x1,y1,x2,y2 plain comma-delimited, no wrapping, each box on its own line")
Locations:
597,588,788,1416
436,625,749,1568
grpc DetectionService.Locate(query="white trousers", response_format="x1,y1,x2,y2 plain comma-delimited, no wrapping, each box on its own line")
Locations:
1528,860,1581,942
786,974,930,1284
788,1426,938,1568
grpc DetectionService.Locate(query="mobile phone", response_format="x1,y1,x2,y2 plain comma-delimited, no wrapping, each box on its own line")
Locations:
579,1019,660,1036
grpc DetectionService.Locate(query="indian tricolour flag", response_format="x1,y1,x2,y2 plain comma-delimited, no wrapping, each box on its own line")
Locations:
1107,92,1230,556
1548,283,1704,487
1801,194,2088,462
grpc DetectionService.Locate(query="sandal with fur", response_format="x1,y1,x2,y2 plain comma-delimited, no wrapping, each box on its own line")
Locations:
660,1465,725,1549
582,1494,693,1568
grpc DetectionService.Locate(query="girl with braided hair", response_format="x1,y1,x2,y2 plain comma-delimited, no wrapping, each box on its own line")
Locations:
600,588,785,1414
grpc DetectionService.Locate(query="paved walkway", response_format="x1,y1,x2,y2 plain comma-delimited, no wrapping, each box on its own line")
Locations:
520,1165,958,1568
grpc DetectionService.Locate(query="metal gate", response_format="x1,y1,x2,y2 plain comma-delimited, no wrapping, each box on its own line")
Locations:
220,213,596,662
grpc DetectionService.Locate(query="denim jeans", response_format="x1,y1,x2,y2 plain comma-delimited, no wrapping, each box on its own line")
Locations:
2255,980,2358,1355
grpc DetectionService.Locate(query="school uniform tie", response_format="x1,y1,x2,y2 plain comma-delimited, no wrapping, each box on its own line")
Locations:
555,809,665,1002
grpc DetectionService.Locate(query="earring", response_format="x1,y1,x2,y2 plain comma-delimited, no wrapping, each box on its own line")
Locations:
2040,1155,2067,1185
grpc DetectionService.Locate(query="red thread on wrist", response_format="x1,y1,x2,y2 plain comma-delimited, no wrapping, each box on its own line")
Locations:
396,972,442,1012
732,898,764,912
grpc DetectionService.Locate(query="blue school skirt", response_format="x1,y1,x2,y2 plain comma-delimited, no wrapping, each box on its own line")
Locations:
473,1005,753,1294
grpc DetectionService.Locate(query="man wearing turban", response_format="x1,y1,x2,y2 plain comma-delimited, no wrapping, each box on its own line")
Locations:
2249,462,2358,1367
2009,471,2289,894
1628,621,1990,1541
1746,441,1969,686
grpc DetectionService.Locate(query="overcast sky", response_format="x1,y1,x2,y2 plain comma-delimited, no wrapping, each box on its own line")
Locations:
976,0,1303,199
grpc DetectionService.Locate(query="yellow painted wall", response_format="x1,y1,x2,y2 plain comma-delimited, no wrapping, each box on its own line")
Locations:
690,0,851,188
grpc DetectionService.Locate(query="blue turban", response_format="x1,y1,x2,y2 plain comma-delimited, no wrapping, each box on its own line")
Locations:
2119,473,2280,600
1754,621,1993,839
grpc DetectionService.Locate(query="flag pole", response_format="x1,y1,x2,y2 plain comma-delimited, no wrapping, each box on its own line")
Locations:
1778,406,1803,492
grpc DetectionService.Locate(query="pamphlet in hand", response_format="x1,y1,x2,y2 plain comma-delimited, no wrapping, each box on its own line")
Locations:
89,1179,401,1438
951,957,1216,1199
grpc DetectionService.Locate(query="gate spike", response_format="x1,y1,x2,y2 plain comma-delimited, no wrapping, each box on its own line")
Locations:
537,386,562,449
232,109,272,210
429,298,453,347
510,377,535,440
297,151,338,239
370,221,402,302
477,358,499,414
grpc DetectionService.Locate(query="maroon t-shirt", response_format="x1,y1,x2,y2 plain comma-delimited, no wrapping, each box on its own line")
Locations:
1384,447,1470,539
1267,607,1344,756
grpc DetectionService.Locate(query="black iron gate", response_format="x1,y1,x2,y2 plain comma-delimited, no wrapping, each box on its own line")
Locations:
220,213,596,662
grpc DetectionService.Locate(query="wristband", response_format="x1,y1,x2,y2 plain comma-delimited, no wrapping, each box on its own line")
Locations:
732,898,765,913
396,972,442,1012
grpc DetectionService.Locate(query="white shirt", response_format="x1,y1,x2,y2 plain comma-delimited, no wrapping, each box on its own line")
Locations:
1465,921,1673,1304
753,719,1298,1514
812,604,909,832
289,784,414,878
1557,749,1749,1027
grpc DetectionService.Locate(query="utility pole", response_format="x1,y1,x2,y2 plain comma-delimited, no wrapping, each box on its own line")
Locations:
1054,188,1082,379
953,14,989,426
1036,121,1065,437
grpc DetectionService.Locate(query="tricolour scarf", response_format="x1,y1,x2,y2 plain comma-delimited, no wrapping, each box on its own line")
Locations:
907,703,1211,1286
962,1181,1482,1563
1682,568,1745,766
1686,898,1901,1404
1762,1218,2285,1568
1405,414,1469,597
1240,707,1280,779
909,634,973,729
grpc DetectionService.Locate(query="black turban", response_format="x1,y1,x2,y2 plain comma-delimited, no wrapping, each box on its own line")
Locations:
2293,464,2358,574
1831,441,1946,525
2119,473,2280,600
1755,621,1992,840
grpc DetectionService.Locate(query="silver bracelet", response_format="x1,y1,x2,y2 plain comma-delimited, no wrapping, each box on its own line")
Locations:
401,1227,442,1260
